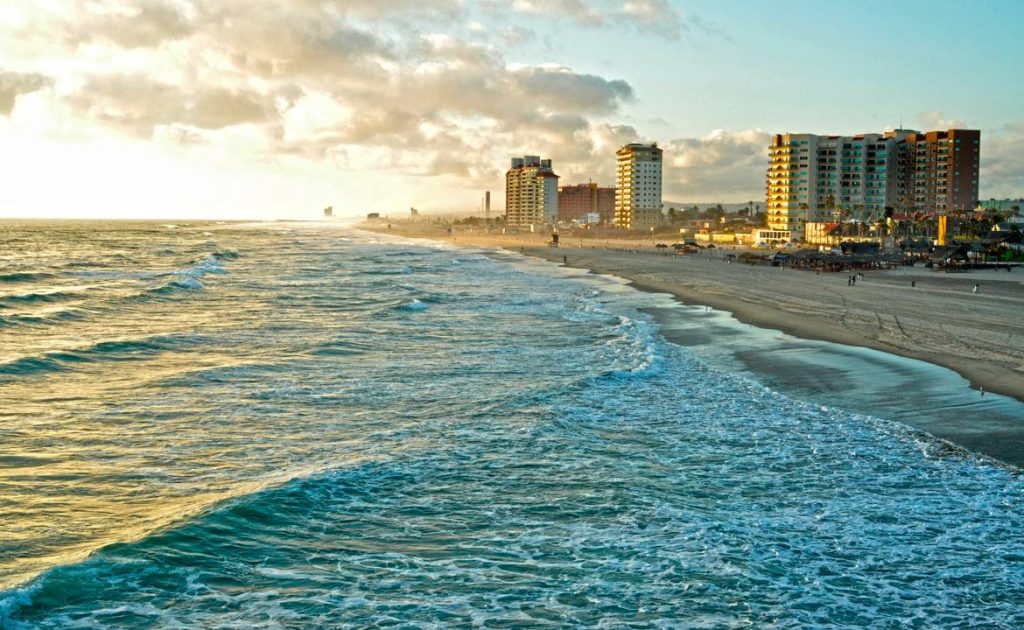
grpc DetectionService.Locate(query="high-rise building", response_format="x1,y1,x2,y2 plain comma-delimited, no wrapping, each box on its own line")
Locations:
558,183,615,223
766,133,896,232
766,129,980,233
505,155,559,227
887,129,980,215
614,143,663,230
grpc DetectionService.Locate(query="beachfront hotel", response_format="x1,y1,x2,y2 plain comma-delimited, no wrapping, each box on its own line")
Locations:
505,156,559,227
766,129,980,234
558,182,615,224
888,128,981,216
614,143,663,230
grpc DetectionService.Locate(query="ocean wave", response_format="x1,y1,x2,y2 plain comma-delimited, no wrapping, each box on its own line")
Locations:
134,253,232,300
4,430,1022,629
0,334,206,379
60,259,113,269
311,339,375,356
4,226,1024,629
395,298,429,312
0,289,87,308
0,272,56,283
147,277,205,297
175,254,227,278
590,314,661,377
374,266,413,275
64,270,162,280
0,309,87,328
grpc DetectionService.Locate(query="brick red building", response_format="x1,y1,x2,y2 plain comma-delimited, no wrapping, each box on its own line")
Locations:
888,129,980,215
558,183,615,223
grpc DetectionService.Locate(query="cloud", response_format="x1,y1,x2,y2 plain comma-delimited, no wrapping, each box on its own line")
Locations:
480,0,687,38
491,0,606,26
511,66,634,114
980,122,1024,199
914,111,968,131
7,2,635,147
4,0,742,210
64,1,196,49
0,71,52,115
67,75,274,136
619,0,685,38
664,129,771,199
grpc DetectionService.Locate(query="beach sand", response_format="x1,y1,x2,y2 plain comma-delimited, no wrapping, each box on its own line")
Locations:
365,222,1024,465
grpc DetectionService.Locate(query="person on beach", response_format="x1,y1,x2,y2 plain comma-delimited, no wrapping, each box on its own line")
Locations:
973,283,979,294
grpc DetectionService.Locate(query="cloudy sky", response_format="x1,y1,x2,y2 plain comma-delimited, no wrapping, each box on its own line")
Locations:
1,0,1022,219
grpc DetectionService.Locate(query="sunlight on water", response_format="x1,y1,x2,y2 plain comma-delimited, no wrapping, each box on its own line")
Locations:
0,221,1021,627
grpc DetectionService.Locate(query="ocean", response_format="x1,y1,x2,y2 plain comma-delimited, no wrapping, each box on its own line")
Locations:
0,220,1021,628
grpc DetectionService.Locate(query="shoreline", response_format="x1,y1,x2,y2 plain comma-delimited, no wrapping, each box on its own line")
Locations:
544,252,1024,404
365,223,1024,405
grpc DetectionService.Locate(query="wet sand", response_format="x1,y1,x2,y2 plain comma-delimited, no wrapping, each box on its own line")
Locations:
365,222,1024,466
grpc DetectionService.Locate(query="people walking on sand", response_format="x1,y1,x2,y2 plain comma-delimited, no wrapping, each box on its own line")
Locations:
973,283,979,294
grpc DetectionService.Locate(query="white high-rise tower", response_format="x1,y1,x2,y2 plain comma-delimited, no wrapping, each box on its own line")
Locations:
614,143,663,230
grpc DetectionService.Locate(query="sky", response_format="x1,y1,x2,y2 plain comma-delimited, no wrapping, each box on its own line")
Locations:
1,0,1022,219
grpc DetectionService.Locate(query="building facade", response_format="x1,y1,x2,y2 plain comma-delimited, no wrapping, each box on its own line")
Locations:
558,183,615,223
888,129,980,215
766,133,897,233
614,143,663,230
505,156,559,227
766,129,979,233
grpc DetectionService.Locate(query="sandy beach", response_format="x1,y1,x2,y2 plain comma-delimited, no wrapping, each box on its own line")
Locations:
368,222,1024,405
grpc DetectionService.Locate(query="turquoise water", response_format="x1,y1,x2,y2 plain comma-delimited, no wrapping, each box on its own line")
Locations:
0,221,1021,627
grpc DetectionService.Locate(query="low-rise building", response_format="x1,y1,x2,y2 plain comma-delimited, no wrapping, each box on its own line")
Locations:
804,222,842,247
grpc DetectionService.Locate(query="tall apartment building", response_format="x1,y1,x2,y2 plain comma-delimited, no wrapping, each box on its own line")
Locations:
558,183,615,223
505,156,559,227
614,143,663,230
887,129,980,215
766,129,980,233
766,133,896,232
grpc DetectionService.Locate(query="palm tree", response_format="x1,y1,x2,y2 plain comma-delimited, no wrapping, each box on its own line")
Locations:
824,194,838,222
